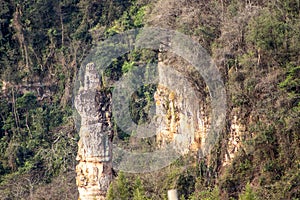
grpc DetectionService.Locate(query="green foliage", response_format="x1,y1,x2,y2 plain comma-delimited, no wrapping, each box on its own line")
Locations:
227,0,241,17
130,83,157,125
189,186,220,200
0,0,300,199
108,171,131,200
107,182,116,200
131,5,147,28
16,92,37,111
177,172,196,199
246,10,286,52
122,61,135,74
105,2,146,36
246,2,300,66
239,183,258,200
108,174,149,200
118,172,130,199
133,176,148,200
0,91,76,188
280,65,300,97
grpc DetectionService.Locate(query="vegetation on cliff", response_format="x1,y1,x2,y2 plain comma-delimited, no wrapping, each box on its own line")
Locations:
0,0,299,199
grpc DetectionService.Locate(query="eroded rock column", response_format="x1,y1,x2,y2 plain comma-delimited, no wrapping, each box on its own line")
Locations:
75,63,112,200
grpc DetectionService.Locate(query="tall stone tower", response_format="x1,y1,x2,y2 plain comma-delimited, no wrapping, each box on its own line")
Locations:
74,63,113,200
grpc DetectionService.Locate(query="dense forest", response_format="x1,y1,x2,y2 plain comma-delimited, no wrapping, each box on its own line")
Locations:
0,0,299,199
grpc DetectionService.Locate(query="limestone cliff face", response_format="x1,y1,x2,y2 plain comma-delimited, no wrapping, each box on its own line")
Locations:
74,63,113,200
153,55,258,179
153,61,251,169
155,55,211,155
155,53,249,168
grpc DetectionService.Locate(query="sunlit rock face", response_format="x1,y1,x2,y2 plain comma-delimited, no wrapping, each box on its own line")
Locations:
75,63,112,200
74,58,213,198
223,109,246,166
154,57,210,155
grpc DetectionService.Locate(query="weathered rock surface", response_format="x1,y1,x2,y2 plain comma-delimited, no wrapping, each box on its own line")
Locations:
155,56,211,155
75,63,112,200
223,113,245,166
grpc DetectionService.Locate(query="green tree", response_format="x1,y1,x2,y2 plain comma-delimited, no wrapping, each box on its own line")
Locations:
108,171,131,200
133,176,147,200
239,183,258,200
107,182,116,200
280,65,300,97
192,186,220,200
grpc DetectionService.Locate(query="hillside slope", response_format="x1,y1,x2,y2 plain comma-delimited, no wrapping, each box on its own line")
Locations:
0,0,299,199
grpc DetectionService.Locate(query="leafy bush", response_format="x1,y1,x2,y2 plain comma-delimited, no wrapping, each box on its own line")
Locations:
239,183,259,200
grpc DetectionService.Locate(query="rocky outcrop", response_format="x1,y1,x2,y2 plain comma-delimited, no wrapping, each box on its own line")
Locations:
73,54,218,198
154,56,210,155
223,113,246,166
223,108,256,166
74,63,113,200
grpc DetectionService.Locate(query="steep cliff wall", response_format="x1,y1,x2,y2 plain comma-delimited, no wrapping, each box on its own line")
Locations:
155,54,211,155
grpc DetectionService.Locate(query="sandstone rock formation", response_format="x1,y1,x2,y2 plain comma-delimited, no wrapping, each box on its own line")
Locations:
74,63,113,200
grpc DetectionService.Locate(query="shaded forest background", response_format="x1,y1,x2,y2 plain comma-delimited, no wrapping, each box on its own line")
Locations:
0,0,299,199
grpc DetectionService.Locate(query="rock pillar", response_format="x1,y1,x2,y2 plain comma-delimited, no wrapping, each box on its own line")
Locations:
75,63,113,200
